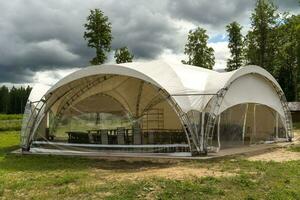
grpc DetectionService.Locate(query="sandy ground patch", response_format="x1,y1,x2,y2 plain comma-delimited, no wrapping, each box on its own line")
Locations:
116,166,234,180
247,147,300,162
247,130,300,162
90,165,235,182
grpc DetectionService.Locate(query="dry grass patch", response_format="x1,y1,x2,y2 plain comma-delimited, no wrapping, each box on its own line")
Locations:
247,127,300,162
88,160,237,183
247,147,300,162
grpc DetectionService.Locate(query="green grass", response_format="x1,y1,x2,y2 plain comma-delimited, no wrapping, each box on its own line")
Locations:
0,132,299,199
289,122,300,152
288,145,300,152
0,120,22,132
0,114,22,132
0,114,22,120
0,115,299,199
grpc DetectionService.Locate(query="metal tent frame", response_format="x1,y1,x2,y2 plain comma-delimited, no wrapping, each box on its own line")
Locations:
21,70,293,156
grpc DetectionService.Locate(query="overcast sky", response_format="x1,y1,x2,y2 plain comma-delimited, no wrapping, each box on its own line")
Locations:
0,0,299,86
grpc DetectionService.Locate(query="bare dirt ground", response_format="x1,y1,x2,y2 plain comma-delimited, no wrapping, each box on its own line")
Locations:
88,130,300,182
102,165,235,181
96,130,300,182
247,129,300,162
247,147,300,162
105,141,300,181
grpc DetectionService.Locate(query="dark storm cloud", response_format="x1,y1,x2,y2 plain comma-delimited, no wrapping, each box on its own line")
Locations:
167,0,255,29
111,12,179,58
0,0,298,83
275,0,300,12
103,0,179,58
0,0,180,83
167,0,299,30
0,0,92,82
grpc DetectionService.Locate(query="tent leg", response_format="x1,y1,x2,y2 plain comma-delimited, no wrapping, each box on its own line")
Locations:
275,112,279,140
217,114,221,151
200,112,205,152
45,112,50,140
253,104,257,144
242,104,249,144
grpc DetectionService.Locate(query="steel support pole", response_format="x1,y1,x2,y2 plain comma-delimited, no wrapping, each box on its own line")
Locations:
276,112,279,139
200,112,205,152
242,104,249,144
217,114,221,151
253,104,257,143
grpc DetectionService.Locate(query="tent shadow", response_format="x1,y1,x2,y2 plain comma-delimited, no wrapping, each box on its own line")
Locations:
91,159,176,171
0,152,176,172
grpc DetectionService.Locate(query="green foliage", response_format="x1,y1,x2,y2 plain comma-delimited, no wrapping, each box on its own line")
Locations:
114,47,134,64
245,0,279,73
244,0,300,101
182,27,215,69
274,15,300,101
226,22,245,71
84,9,112,65
0,86,9,114
0,86,31,114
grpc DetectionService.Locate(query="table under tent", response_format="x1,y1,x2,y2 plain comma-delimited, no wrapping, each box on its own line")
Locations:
21,61,293,156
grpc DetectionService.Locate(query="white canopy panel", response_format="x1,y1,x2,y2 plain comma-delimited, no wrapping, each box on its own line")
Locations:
35,60,285,117
219,74,285,117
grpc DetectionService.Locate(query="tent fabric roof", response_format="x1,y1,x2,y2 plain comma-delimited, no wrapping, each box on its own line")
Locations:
28,60,285,116
46,60,281,96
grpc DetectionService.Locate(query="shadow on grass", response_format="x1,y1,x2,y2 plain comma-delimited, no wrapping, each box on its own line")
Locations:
0,152,175,173
0,132,176,173
91,158,175,171
0,145,20,154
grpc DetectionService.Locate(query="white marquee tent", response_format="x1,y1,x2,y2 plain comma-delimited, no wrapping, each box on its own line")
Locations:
21,60,293,156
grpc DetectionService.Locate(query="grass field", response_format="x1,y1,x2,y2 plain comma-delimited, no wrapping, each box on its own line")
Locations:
0,114,22,132
0,115,299,199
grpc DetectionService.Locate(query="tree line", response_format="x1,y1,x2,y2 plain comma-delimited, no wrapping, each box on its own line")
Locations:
0,86,31,114
85,0,299,102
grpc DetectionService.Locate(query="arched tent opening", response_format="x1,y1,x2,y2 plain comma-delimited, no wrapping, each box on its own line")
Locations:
21,60,293,157
26,74,191,154
204,69,293,151
208,103,287,150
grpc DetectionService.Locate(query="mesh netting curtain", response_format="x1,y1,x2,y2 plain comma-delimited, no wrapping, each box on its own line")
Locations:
211,103,287,150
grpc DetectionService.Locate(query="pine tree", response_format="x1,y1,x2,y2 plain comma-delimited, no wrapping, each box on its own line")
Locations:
226,22,244,71
84,9,112,65
0,86,9,113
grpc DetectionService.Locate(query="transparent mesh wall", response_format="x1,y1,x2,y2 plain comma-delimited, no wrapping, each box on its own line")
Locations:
212,103,287,149
32,75,189,153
